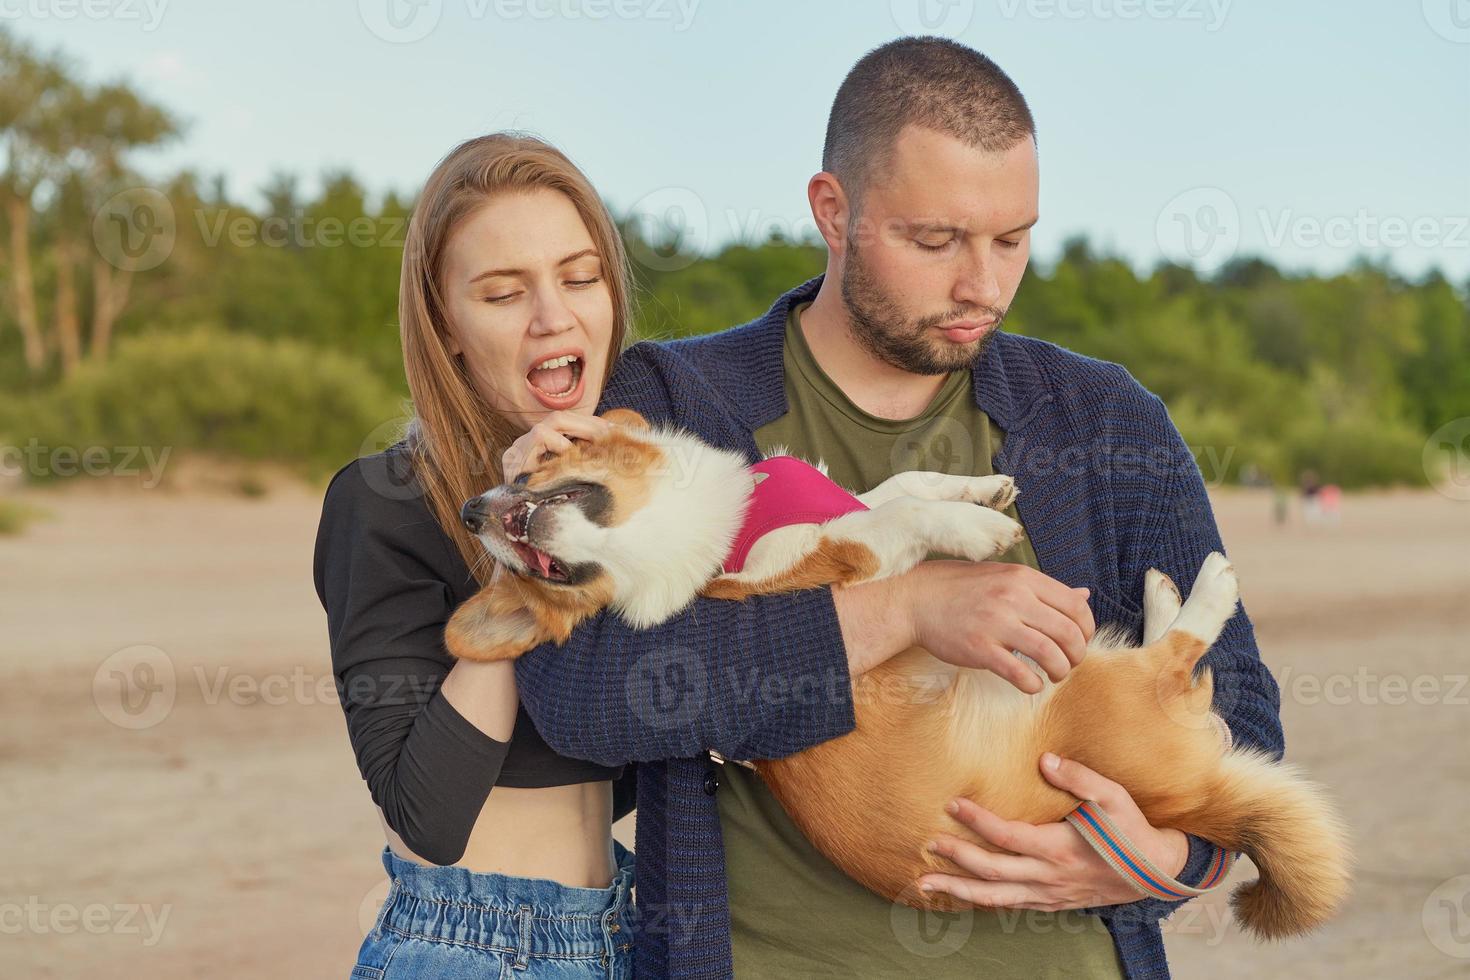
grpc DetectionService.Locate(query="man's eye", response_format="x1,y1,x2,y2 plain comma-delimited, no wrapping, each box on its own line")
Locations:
915,239,953,252
997,239,1022,250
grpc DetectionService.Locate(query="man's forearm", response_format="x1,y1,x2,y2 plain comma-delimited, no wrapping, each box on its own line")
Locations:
833,573,917,676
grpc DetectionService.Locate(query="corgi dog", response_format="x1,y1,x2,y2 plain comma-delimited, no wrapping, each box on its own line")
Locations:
445,408,1350,940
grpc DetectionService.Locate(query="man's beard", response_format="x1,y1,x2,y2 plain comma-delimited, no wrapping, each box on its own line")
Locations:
840,238,1006,376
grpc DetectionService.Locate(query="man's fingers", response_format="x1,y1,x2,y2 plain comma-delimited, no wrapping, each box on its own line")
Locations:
945,797,1047,857
982,643,1044,694
916,875,1042,909
928,835,1049,884
1030,572,1096,641
1039,753,1124,810
1020,605,1088,670
1010,626,1071,683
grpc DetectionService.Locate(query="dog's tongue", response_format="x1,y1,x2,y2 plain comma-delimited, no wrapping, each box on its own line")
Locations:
535,548,553,577
529,363,574,394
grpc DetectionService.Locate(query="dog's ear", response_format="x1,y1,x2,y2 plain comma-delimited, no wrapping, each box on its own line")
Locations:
601,408,649,430
444,575,550,663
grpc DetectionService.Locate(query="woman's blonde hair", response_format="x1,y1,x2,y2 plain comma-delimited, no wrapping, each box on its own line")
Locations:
398,132,633,585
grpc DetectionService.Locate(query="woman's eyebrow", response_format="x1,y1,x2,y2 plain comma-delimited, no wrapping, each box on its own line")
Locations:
468,248,601,283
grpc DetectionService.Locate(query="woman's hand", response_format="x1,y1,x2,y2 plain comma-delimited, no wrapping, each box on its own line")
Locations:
501,411,611,482
916,753,1190,911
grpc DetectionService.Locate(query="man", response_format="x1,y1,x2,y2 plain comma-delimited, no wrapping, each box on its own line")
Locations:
515,36,1283,979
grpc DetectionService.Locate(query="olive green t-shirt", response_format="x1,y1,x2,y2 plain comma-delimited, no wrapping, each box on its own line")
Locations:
718,301,1124,978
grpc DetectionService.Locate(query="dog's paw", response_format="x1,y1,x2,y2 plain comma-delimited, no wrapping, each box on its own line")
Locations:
1191,552,1238,605
952,505,1024,560
959,474,1018,511
1171,552,1239,644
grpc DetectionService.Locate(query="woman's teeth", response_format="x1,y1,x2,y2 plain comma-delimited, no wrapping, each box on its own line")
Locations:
528,355,582,397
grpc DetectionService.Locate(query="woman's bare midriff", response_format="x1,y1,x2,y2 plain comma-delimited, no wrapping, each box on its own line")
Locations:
380,780,618,887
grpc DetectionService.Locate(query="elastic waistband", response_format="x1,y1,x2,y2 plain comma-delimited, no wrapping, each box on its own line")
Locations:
374,840,634,956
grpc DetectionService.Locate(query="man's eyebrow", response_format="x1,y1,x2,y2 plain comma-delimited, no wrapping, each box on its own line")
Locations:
469,248,601,283
904,218,1039,237
1001,216,1040,236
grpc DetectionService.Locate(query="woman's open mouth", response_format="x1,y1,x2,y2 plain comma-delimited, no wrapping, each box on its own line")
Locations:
525,352,585,410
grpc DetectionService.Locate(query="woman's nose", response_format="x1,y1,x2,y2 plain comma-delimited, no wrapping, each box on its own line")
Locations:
528,287,578,336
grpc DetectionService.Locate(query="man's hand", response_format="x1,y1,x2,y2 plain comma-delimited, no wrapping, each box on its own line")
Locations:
911,561,1095,694
916,753,1189,911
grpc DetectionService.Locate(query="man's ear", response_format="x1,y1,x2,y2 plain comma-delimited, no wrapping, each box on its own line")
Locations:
601,407,649,430
445,576,550,663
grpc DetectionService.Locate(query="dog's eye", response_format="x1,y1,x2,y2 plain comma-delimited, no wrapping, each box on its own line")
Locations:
537,450,557,464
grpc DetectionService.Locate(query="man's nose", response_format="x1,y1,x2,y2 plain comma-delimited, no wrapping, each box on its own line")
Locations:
954,258,1002,309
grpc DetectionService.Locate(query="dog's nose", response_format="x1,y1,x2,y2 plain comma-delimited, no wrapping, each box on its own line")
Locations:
461,496,488,533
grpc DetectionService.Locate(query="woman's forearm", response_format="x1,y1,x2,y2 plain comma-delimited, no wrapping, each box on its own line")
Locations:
440,657,519,742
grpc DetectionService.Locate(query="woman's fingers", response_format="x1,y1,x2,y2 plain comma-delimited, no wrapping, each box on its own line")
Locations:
540,410,611,440
503,411,611,481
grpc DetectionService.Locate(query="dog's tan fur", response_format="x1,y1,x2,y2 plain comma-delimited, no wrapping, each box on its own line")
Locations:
447,411,1351,940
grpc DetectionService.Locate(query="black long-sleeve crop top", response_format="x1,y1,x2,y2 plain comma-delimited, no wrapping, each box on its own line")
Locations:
312,441,630,865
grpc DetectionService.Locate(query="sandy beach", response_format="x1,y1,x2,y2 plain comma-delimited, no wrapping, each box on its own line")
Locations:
2,474,1466,978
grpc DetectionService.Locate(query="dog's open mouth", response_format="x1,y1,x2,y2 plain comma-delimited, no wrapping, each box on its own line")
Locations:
502,487,591,583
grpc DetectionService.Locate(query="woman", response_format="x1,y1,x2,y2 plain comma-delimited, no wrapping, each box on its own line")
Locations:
314,133,640,978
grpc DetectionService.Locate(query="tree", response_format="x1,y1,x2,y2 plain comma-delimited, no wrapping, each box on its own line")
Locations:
0,29,68,373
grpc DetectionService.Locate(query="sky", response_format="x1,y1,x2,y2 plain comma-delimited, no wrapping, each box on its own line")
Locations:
7,0,1470,280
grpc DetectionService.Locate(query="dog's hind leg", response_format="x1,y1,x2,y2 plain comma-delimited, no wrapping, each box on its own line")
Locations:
1142,569,1183,644
1168,552,1239,648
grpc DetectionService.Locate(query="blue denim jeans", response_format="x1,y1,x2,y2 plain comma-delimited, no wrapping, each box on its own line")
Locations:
351,841,636,979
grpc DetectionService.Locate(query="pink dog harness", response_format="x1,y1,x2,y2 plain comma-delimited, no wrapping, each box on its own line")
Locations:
722,456,868,574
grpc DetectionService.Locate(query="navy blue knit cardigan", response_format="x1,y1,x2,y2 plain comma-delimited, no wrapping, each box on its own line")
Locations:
514,275,1285,979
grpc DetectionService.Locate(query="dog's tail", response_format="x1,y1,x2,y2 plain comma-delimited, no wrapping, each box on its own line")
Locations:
1187,748,1352,940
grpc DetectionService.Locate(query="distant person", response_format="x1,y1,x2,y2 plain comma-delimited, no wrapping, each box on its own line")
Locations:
1300,468,1323,524
1319,483,1342,524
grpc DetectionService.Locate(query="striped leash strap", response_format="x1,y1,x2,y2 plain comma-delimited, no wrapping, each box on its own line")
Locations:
1065,800,1237,901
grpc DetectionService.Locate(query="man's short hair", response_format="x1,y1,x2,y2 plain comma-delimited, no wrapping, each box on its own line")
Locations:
822,37,1035,209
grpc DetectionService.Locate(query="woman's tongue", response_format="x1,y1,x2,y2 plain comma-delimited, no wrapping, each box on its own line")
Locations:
528,362,575,397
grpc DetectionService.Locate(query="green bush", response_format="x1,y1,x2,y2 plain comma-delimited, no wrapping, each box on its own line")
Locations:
1280,411,1428,489
10,327,405,482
